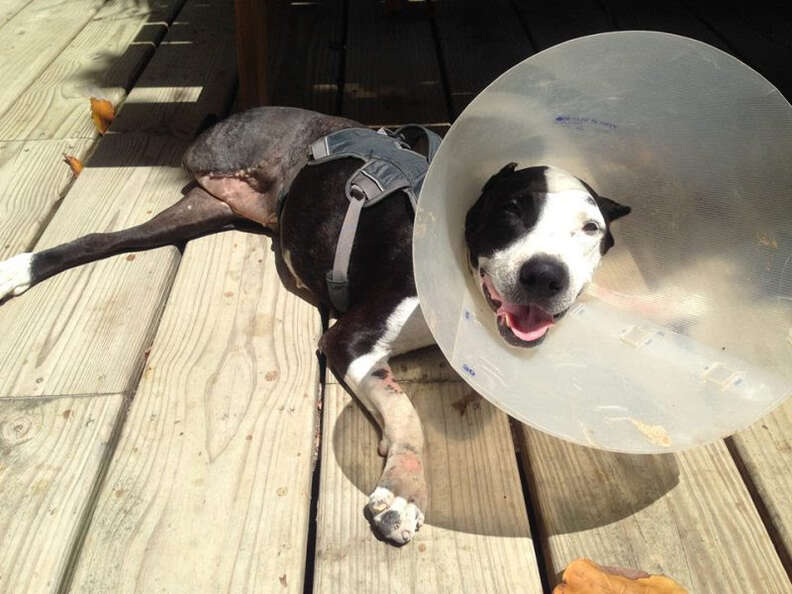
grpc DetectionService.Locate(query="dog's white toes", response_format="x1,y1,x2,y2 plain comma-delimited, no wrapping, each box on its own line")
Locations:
365,488,424,545
0,253,33,301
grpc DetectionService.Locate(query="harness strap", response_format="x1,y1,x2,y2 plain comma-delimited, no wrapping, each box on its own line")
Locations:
326,189,366,313
393,124,442,163
310,135,332,159
304,125,442,313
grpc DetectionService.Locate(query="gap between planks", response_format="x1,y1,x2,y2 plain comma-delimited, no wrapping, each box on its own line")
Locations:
0,392,133,402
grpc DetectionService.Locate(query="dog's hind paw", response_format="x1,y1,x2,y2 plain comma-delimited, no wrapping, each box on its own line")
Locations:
365,487,425,545
0,253,33,302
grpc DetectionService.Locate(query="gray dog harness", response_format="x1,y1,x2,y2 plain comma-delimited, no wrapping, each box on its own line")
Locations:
306,125,442,312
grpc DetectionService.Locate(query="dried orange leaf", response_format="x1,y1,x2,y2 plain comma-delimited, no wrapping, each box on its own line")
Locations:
553,559,688,594
63,154,84,176
90,97,115,135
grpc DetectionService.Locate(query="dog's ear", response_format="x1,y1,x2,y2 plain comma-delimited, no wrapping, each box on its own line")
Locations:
595,196,630,255
594,195,631,223
467,163,517,267
482,162,518,194
468,162,517,247
465,196,486,265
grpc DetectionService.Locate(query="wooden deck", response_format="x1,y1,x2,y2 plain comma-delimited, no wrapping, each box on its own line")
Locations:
0,0,790,592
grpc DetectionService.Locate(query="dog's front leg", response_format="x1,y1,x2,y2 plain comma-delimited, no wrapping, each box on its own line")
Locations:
321,299,429,545
355,363,426,544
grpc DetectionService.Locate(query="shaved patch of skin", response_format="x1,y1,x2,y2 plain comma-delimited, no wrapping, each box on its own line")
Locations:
195,174,279,227
372,367,404,394
183,106,358,232
350,363,427,539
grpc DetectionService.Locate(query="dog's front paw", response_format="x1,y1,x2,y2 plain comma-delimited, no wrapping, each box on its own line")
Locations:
0,253,33,302
365,486,425,545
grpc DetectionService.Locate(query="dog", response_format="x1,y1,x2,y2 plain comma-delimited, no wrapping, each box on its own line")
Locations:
0,106,629,545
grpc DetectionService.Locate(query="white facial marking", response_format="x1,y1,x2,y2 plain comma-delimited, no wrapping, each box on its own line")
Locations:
484,189,605,312
542,166,589,193
0,253,33,301
344,297,433,389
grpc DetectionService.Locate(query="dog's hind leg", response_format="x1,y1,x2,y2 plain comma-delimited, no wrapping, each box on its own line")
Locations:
0,185,245,302
320,295,431,546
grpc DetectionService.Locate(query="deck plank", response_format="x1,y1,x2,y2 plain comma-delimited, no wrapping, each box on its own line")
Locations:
0,139,91,260
269,0,344,114
0,0,33,28
689,1,792,99
0,0,239,398
314,379,543,593
431,0,533,116
343,0,448,125
599,0,728,48
69,230,322,593
729,401,792,569
0,394,124,594
0,0,106,119
510,0,613,51
0,0,186,142
519,428,791,591
0,0,187,259
0,134,187,398
109,0,237,138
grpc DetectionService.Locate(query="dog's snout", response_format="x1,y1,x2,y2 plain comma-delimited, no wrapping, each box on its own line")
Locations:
519,257,569,298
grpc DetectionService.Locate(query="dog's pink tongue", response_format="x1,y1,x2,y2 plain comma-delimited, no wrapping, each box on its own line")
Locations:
499,302,554,342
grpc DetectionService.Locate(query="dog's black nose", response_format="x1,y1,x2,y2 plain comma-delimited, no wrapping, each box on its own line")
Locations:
519,256,569,298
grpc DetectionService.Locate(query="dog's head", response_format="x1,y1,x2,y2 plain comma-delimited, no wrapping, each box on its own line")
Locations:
465,164,630,347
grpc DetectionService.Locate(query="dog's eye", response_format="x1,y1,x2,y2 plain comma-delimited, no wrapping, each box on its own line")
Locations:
502,200,521,215
583,221,600,233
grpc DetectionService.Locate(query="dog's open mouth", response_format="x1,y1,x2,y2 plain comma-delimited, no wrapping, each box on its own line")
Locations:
480,272,562,347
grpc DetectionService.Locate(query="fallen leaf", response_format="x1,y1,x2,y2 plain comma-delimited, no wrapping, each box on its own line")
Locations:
63,154,84,176
553,559,688,594
90,97,115,135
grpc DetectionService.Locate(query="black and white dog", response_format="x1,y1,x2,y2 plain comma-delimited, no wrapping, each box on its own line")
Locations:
0,107,629,545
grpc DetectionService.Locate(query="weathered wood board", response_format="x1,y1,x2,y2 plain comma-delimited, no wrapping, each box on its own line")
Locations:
269,0,344,115
729,400,792,571
0,0,187,259
519,427,791,591
0,139,91,259
510,0,613,51
69,230,322,593
0,0,239,397
431,0,533,116
690,0,792,98
110,0,237,138
0,394,124,593
314,379,544,593
342,0,448,125
0,134,188,398
0,0,105,118
0,0,186,142
599,0,729,49
0,0,33,28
